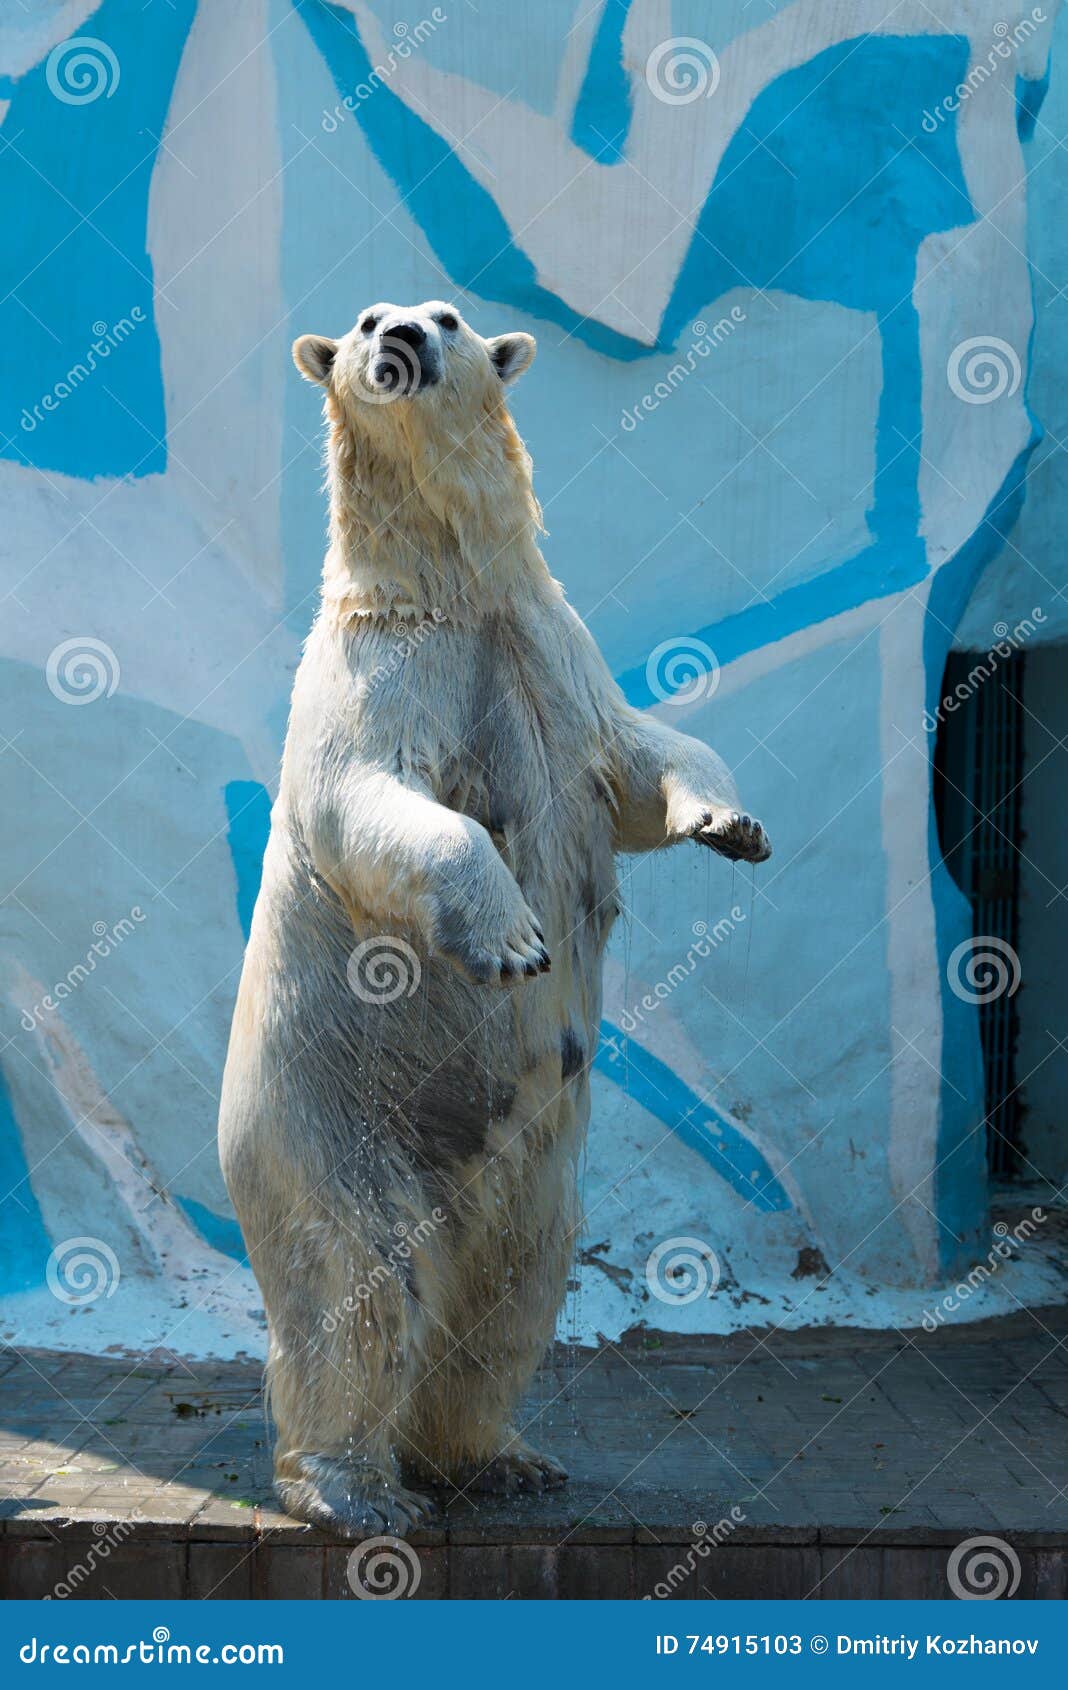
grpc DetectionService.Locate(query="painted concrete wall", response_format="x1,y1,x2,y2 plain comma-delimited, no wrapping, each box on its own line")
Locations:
957,0,1068,648
0,0,1063,1357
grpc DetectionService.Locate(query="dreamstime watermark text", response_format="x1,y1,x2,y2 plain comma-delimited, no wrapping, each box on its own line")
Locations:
21,908,147,1031
923,611,1044,732
922,11,1047,132
621,310,745,431
642,1512,747,1598
921,1209,1046,1331
367,608,446,689
20,311,147,433
619,910,745,1035
321,12,447,130
322,1211,447,1331
45,1515,146,1599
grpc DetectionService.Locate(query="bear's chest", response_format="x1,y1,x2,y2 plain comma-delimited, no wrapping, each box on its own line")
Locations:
437,623,610,857
354,611,618,943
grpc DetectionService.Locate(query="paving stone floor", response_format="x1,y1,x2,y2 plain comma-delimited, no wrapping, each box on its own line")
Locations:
1,1310,1066,1599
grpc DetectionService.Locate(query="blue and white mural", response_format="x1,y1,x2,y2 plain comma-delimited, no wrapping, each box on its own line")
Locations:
0,0,1063,1355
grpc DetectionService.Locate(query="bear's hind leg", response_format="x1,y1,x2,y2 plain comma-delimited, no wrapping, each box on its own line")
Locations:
254,1202,438,1538
398,1142,575,1495
399,1280,570,1495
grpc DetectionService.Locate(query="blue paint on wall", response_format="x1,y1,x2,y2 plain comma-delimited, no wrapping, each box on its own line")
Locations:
295,0,651,361
223,781,272,941
0,1067,51,1294
614,534,929,707
570,0,635,164
595,1020,792,1212
920,40,1044,1267
1015,67,1051,139
175,1194,249,1266
0,0,196,478
616,37,976,702
659,36,971,654
661,37,972,330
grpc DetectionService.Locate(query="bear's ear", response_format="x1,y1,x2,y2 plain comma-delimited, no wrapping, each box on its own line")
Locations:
485,332,536,386
292,334,338,386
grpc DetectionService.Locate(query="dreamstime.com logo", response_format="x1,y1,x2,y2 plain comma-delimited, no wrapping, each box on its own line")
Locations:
645,38,720,103
947,336,1021,404
347,1537,422,1599
947,936,1021,1005
20,1629,283,1665
646,636,720,706
46,638,120,705
347,936,421,1003
646,1236,722,1305
947,1536,1021,1600
46,1238,120,1305
46,37,120,105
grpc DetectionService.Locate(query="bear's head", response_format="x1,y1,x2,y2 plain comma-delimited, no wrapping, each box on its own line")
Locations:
292,300,535,412
292,303,544,614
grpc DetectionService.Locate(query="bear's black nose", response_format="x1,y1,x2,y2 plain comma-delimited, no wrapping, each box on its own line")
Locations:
386,321,426,349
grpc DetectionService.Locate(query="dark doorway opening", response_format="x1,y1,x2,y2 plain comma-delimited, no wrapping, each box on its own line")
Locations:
933,650,1026,1179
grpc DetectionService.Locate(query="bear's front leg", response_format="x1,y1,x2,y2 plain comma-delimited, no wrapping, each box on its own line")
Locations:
304,765,552,984
612,708,771,862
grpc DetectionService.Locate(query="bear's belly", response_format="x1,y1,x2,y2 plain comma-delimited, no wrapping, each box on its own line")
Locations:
232,780,617,1187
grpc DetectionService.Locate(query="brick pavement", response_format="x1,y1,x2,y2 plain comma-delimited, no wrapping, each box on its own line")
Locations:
0,1310,1065,1598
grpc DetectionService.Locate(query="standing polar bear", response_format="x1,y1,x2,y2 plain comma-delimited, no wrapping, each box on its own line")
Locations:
219,301,770,1537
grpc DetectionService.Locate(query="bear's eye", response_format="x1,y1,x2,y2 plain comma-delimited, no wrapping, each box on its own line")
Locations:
436,312,458,332
360,315,379,335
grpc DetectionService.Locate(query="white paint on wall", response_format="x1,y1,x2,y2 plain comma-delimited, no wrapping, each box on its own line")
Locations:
0,0,103,80
879,590,946,1283
148,0,289,607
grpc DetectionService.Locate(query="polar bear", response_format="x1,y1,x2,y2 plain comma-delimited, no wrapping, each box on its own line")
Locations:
218,301,770,1536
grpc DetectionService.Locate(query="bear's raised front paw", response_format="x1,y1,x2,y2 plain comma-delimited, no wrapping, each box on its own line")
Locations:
694,807,772,864
457,1441,568,1495
433,898,551,987
276,1455,437,1539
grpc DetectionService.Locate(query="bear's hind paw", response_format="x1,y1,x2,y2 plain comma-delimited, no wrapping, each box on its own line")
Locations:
457,1442,568,1495
276,1455,437,1539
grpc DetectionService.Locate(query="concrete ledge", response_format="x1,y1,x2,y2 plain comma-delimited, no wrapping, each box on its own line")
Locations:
2,1531,1065,1600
